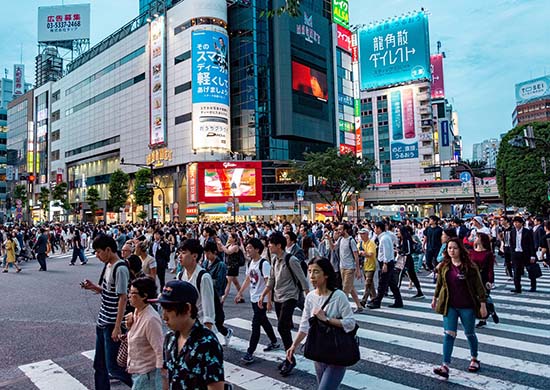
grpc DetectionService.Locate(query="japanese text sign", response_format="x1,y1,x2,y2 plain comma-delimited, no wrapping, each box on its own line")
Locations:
37,4,90,42
332,0,349,28
430,54,445,98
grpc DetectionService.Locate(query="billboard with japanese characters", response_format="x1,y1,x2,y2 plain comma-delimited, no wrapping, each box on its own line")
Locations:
37,4,90,43
192,30,230,151
358,11,430,90
430,54,445,99
390,87,418,160
332,0,350,29
149,16,166,146
13,65,25,96
515,76,550,105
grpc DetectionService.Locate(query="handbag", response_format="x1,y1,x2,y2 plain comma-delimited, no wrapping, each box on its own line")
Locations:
527,262,543,279
117,334,128,368
303,290,360,367
395,254,407,270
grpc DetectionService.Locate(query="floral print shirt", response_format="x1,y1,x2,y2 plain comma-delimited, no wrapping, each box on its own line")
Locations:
163,320,224,390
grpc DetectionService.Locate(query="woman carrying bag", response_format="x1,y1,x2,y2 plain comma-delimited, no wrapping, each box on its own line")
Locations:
286,257,357,389
431,237,487,379
469,232,498,328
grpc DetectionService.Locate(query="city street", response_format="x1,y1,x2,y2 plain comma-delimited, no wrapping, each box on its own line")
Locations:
1,251,550,389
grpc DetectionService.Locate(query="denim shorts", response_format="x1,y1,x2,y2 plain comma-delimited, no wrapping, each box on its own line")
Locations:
132,368,162,390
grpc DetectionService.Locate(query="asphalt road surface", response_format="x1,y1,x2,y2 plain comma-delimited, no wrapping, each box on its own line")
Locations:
1,251,550,389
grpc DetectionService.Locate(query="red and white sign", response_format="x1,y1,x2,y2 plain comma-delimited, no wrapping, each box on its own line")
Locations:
430,54,445,99
149,16,166,147
187,163,198,203
13,65,24,96
339,143,356,155
186,206,198,216
355,116,362,156
196,161,262,203
351,32,359,63
402,88,415,139
56,167,63,184
336,25,352,52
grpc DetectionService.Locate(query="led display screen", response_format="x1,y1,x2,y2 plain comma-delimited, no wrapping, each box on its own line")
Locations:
292,61,328,102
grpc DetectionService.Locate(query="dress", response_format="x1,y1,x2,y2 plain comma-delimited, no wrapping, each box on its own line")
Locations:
5,240,16,263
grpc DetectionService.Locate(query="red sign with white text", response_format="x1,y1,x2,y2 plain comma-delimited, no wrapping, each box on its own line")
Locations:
402,89,415,139
430,54,445,99
337,25,352,52
339,143,356,155
187,163,198,203
197,161,262,203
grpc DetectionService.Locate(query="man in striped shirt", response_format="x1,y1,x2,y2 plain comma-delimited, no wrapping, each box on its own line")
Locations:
82,235,133,389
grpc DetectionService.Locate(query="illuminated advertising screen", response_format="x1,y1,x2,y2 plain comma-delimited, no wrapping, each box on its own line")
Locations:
149,16,166,146
430,54,445,98
358,11,430,90
390,87,418,160
192,30,231,151
337,25,352,52
292,61,328,102
197,162,262,203
515,76,550,105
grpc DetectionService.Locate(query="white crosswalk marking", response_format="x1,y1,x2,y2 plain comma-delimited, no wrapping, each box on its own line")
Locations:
19,360,88,390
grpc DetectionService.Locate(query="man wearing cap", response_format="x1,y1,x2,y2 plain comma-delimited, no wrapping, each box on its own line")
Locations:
510,216,537,293
156,280,225,390
468,216,491,241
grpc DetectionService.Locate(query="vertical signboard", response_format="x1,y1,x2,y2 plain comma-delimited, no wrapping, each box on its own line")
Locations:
332,0,349,28
390,87,418,160
402,88,415,139
390,90,403,140
430,54,445,99
187,163,198,203
336,25,352,52
441,120,449,147
149,16,166,146
192,30,230,151
358,11,430,90
13,65,25,96
351,31,361,157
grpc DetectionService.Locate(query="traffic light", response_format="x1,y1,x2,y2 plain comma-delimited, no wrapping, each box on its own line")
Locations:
28,175,35,183
293,202,298,212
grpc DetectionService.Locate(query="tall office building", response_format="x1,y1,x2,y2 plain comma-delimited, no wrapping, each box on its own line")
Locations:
472,138,499,168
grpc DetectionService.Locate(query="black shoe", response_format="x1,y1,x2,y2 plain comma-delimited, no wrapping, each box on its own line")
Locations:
510,289,521,294
389,303,403,308
263,342,280,352
476,320,486,328
491,312,500,324
69,263,75,266
411,293,425,299
280,358,296,377
367,303,381,309
277,360,286,371
529,288,537,292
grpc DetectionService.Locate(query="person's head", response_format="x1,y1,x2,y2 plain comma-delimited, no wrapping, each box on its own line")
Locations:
307,257,338,291
129,276,157,309
155,281,199,330
397,226,410,240
177,239,204,268
154,230,163,241
302,236,315,254
442,228,457,243
475,232,491,251
452,217,463,227
359,228,370,240
203,241,218,261
284,231,297,248
92,235,118,263
268,233,286,255
245,237,264,259
444,237,471,266
501,217,510,228
513,216,524,230
429,215,439,226
135,240,149,255
127,254,143,276
535,216,544,225
374,221,385,235
472,216,484,229
283,223,293,234
121,242,134,259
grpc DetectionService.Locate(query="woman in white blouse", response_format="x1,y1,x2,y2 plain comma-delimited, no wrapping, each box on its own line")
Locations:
286,257,356,389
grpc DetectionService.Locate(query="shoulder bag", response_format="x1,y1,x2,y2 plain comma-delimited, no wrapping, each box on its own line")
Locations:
303,290,360,366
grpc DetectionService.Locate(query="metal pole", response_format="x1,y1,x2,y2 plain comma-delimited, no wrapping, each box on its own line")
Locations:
233,192,236,224
150,164,154,221
298,200,302,221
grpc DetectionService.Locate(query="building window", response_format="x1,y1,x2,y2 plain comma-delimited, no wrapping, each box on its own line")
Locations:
175,82,191,95
51,110,60,122
65,135,120,158
174,51,191,65
52,90,61,103
175,113,192,125
51,129,61,141
174,17,227,35
51,150,60,161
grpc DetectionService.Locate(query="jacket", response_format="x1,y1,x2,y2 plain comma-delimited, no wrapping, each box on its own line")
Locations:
510,227,536,262
434,261,486,318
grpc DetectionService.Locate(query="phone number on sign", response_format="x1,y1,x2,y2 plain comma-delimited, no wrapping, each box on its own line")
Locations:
46,21,81,29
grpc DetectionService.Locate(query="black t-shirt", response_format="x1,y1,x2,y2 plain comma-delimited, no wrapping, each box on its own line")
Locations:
425,226,443,250
540,233,550,261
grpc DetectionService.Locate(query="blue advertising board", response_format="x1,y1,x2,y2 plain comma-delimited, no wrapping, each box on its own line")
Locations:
441,120,449,147
192,30,230,105
358,12,430,90
390,90,403,140
515,76,550,105
391,141,418,160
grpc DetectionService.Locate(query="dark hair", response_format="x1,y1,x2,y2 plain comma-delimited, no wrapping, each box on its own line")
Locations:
429,215,440,222
203,241,218,254
160,302,198,318
475,232,491,251
443,237,474,272
203,227,216,237
342,223,352,235
246,237,264,253
269,233,287,249
302,236,315,258
178,239,204,260
131,276,157,303
285,231,297,243
374,221,386,231
545,221,550,231
92,234,117,252
397,226,411,241
443,228,457,239
307,257,338,291
127,255,143,275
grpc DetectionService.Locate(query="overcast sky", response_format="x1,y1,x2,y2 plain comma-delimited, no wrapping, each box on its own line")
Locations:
1,0,549,158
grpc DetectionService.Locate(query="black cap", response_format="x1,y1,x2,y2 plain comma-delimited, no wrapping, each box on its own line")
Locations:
150,280,198,305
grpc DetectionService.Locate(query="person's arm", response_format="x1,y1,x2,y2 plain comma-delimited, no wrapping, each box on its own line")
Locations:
112,294,127,341
289,257,309,294
145,314,165,369
235,275,251,303
200,275,216,329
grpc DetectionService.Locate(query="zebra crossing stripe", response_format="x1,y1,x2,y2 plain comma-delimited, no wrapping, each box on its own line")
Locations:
230,317,535,390
222,319,418,390
19,359,88,390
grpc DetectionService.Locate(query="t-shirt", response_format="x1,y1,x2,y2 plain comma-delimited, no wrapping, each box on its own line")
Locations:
339,236,358,270
425,226,443,250
246,258,271,303
541,233,550,261
446,263,474,309
97,260,130,327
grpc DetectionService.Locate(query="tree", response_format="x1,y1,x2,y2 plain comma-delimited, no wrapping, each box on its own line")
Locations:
14,185,27,208
292,148,377,221
87,187,101,223
496,122,550,215
134,168,152,208
51,182,71,213
39,187,51,221
264,0,301,17
137,210,148,221
109,169,130,217
450,160,496,178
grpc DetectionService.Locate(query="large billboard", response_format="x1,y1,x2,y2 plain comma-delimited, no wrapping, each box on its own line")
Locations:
430,54,445,99
390,87,418,160
192,30,230,151
196,161,262,203
37,4,90,43
292,61,328,102
149,16,166,147
337,25,352,52
515,76,550,105
358,11,430,90
332,0,350,28
13,65,25,96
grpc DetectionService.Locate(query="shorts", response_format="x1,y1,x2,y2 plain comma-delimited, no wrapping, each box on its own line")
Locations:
227,263,240,277
341,269,356,294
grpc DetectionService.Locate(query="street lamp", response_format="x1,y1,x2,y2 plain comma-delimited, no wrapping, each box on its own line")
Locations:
231,182,237,224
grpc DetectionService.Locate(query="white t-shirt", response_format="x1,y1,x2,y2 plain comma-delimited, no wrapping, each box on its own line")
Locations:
246,258,271,303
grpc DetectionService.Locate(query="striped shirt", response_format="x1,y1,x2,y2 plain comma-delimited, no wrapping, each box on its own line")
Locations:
97,260,130,327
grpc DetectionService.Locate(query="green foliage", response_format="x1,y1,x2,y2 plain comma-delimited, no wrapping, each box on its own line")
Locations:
109,169,130,212
134,168,152,206
262,0,301,17
451,160,496,179
14,185,27,207
138,210,148,221
87,187,101,222
292,148,377,221
51,182,70,210
497,122,550,214
39,187,51,215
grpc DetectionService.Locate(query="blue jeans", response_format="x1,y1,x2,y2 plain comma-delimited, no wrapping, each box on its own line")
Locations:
132,368,162,390
442,307,478,365
94,325,133,389
314,361,346,390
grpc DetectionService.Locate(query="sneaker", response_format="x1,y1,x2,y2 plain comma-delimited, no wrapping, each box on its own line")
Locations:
354,305,365,313
491,312,500,324
427,272,434,278
263,342,280,352
411,293,425,299
475,320,486,328
240,353,254,364
224,328,233,346
280,358,296,377
69,263,75,266
433,365,449,379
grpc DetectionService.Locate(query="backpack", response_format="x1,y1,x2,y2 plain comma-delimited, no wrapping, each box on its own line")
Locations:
237,249,246,267
196,270,225,326
284,253,307,291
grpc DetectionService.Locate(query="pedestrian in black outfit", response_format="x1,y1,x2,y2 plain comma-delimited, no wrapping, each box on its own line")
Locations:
424,216,443,275
397,226,424,299
149,230,171,290
510,216,537,293
34,228,49,271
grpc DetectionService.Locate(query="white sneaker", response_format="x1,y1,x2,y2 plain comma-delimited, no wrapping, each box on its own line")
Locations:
427,272,434,278
224,328,233,346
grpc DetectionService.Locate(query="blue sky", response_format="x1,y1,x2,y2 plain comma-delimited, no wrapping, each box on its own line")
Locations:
1,1,549,158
